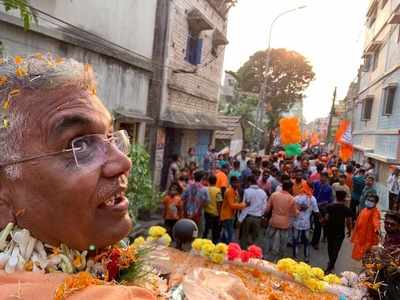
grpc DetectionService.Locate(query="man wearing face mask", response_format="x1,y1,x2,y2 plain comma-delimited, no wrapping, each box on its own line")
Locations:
351,194,381,260
359,175,377,210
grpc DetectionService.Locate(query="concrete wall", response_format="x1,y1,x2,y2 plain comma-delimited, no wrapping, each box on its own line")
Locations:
0,20,150,118
354,0,400,161
7,0,158,59
164,0,228,115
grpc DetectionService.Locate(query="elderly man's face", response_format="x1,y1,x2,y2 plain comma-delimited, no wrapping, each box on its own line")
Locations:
2,86,132,250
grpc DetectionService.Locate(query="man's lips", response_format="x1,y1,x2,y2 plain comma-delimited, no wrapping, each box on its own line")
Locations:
98,192,129,213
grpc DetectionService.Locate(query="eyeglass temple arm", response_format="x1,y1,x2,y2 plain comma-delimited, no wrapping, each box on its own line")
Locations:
0,149,74,168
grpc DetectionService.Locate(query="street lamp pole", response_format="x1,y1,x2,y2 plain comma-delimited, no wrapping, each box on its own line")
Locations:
254,5,307,153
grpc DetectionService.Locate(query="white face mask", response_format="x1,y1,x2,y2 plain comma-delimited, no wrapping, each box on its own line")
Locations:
365,200,376,208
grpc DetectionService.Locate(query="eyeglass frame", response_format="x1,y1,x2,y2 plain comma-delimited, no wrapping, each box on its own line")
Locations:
0,130,131,169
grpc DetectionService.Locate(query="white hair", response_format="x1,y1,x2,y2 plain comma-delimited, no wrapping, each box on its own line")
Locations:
0,54,95,180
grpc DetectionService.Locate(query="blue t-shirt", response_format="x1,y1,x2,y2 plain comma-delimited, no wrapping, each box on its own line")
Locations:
313,181,333,206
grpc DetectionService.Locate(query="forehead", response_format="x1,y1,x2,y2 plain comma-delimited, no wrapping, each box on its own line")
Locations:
17,86,112,141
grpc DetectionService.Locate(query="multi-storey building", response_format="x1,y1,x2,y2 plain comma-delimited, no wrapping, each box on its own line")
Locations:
0,0,158,145
148,0,234,188
353,0,400,207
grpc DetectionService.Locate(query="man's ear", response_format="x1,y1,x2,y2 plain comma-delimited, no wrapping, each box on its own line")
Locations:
0,179,16,228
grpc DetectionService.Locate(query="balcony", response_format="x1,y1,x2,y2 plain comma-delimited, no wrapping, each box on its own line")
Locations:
205,0,237,19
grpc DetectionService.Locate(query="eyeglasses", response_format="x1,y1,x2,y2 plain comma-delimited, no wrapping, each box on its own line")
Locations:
0,130,131,170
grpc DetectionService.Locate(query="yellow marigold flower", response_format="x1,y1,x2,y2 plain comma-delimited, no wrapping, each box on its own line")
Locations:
210,252,225,264
311,267,325,280
304,278,325,292
159,233,172,246
201,242,215,258
2,98,10,110
146,236,156,243
148,226,166,238
293,263,312,282
276,258,297,273
14,55,23,65
133,236,145,248
0,75,7,86
214,243,228,254
2,118,9,129
192,238,205,251
15,66,28,77
323,274,342,285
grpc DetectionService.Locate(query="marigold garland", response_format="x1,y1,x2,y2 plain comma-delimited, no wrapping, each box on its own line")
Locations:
54,271,105,300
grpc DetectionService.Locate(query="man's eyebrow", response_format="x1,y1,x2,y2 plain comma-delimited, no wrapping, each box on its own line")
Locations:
51,114,92,137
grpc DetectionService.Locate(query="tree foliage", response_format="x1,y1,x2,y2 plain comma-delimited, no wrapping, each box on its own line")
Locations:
219,93,259,149
127,144,161,221
2,0,35,30
235,48,315,150
236,48,315,116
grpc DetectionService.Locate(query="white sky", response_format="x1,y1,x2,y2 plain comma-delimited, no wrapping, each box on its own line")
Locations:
223,0,369,123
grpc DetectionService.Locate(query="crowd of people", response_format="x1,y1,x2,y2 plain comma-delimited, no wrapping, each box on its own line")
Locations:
162,146,400,273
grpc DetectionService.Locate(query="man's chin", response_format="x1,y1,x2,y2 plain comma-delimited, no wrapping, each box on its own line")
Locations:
92,214,132,249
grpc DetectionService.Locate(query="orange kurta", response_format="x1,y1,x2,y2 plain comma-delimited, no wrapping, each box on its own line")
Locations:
351,207,381,260
0,271,156,300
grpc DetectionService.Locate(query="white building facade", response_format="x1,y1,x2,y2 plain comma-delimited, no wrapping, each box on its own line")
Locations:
0,0,158,144
353,0,400,208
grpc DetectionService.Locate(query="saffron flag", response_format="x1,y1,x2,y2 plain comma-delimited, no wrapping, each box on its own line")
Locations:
335,120,350,143
336,120,353,161
310,132,320,146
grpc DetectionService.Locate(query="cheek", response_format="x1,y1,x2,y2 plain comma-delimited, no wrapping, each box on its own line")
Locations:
18,162,101,211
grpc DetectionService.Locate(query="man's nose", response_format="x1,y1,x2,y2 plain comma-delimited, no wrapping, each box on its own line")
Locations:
101,144,132,178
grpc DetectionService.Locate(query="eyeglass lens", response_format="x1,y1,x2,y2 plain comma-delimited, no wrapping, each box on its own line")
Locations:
71,130,130,168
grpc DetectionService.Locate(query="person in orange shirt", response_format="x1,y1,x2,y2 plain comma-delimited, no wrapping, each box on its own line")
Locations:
220,176,246,243
215,165,229,197
163,182,183,235
292,169,306,196
351,194,381,260
345,165,354,190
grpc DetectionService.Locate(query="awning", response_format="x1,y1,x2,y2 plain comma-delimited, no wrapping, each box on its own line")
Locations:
213,29,229,46
365,152,399,164
160,109,226,131
187,8,213,34
353,144,374,152
114,109,154,124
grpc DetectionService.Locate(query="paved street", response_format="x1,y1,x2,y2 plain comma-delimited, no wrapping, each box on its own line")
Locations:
310,238,361,274
264,234,362,274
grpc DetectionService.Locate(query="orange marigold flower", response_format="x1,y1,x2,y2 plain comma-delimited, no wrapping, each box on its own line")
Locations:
54,272,104,300
14,56,23,65
2,98,10,110
9,89,21,97
0,75,7,86
15,66,28,77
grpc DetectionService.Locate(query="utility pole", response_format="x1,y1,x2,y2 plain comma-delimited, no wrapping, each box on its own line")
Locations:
326,87,337,147
254,6,307,153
